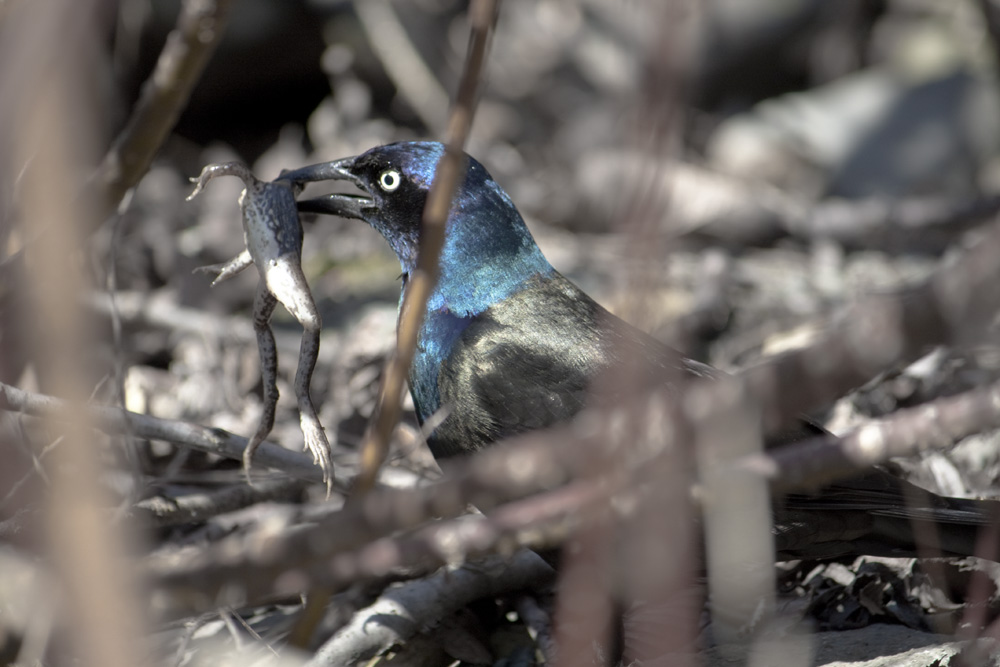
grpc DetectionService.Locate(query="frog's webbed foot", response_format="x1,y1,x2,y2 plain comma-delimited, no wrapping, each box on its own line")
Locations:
292,300,332,493
194,249,253,286
300,410,333,494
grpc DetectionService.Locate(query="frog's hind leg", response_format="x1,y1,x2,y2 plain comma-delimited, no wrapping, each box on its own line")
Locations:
284,277,333,492
257,256,333,490
243,283,278,485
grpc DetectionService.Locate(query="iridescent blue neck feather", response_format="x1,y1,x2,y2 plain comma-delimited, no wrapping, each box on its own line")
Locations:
428,156,552,316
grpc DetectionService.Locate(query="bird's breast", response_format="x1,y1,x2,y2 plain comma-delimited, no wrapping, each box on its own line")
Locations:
409,308,476,424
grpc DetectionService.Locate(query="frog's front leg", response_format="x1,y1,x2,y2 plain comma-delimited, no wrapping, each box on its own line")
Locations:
194,249,253,286
243,283,278,484
186,164,257,287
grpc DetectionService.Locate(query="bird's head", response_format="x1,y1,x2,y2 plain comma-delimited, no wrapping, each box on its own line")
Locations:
283,141,552,316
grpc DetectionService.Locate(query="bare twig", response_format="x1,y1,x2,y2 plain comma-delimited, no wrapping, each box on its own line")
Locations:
0,432,60,510
311,479,595,591
95,0,236,218
143,439,594,614
0,381,340,489
0,0,234,365
749,378,1000,493
14,3,146,665
695,380,774,644
352,0,450,133
355,0,500,494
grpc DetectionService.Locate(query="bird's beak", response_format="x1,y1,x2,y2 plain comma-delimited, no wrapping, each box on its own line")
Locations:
280,157,373,221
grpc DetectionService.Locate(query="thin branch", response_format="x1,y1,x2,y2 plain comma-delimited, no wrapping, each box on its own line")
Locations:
150,476,598,617
0,381,339,489
95,0,236,219
133,478,309,528
317,478,596,589
352,0,450,133
0,0,234,311
143,434,590,614
355,0,500,494
748,378,1000,493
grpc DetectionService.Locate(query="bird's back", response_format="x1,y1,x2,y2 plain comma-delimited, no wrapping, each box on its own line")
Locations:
420,271,1000,561
423,270,716,458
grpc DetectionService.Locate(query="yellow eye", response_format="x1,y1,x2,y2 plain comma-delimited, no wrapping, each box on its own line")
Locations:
379,169,401,192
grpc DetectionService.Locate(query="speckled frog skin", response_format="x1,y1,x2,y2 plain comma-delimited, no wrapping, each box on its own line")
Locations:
188,162,332,489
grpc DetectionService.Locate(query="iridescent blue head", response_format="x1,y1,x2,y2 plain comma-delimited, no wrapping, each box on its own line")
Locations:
283,141,553,316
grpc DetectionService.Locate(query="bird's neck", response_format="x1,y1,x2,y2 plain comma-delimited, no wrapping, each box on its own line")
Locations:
401,204,552,423
423,191,553,317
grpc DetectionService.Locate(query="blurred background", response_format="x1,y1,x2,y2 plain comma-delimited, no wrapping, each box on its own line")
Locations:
108,0,1000,461
5,0,1000,665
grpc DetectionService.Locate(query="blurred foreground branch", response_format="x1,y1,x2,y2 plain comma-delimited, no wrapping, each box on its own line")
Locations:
12,2,147,665
138,374,1000,614
758,378,1000,493
307,549,551,666
356,0,499,493
5,218,1000,620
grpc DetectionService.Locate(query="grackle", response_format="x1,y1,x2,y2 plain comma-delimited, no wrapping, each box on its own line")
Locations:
282,141,999,561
